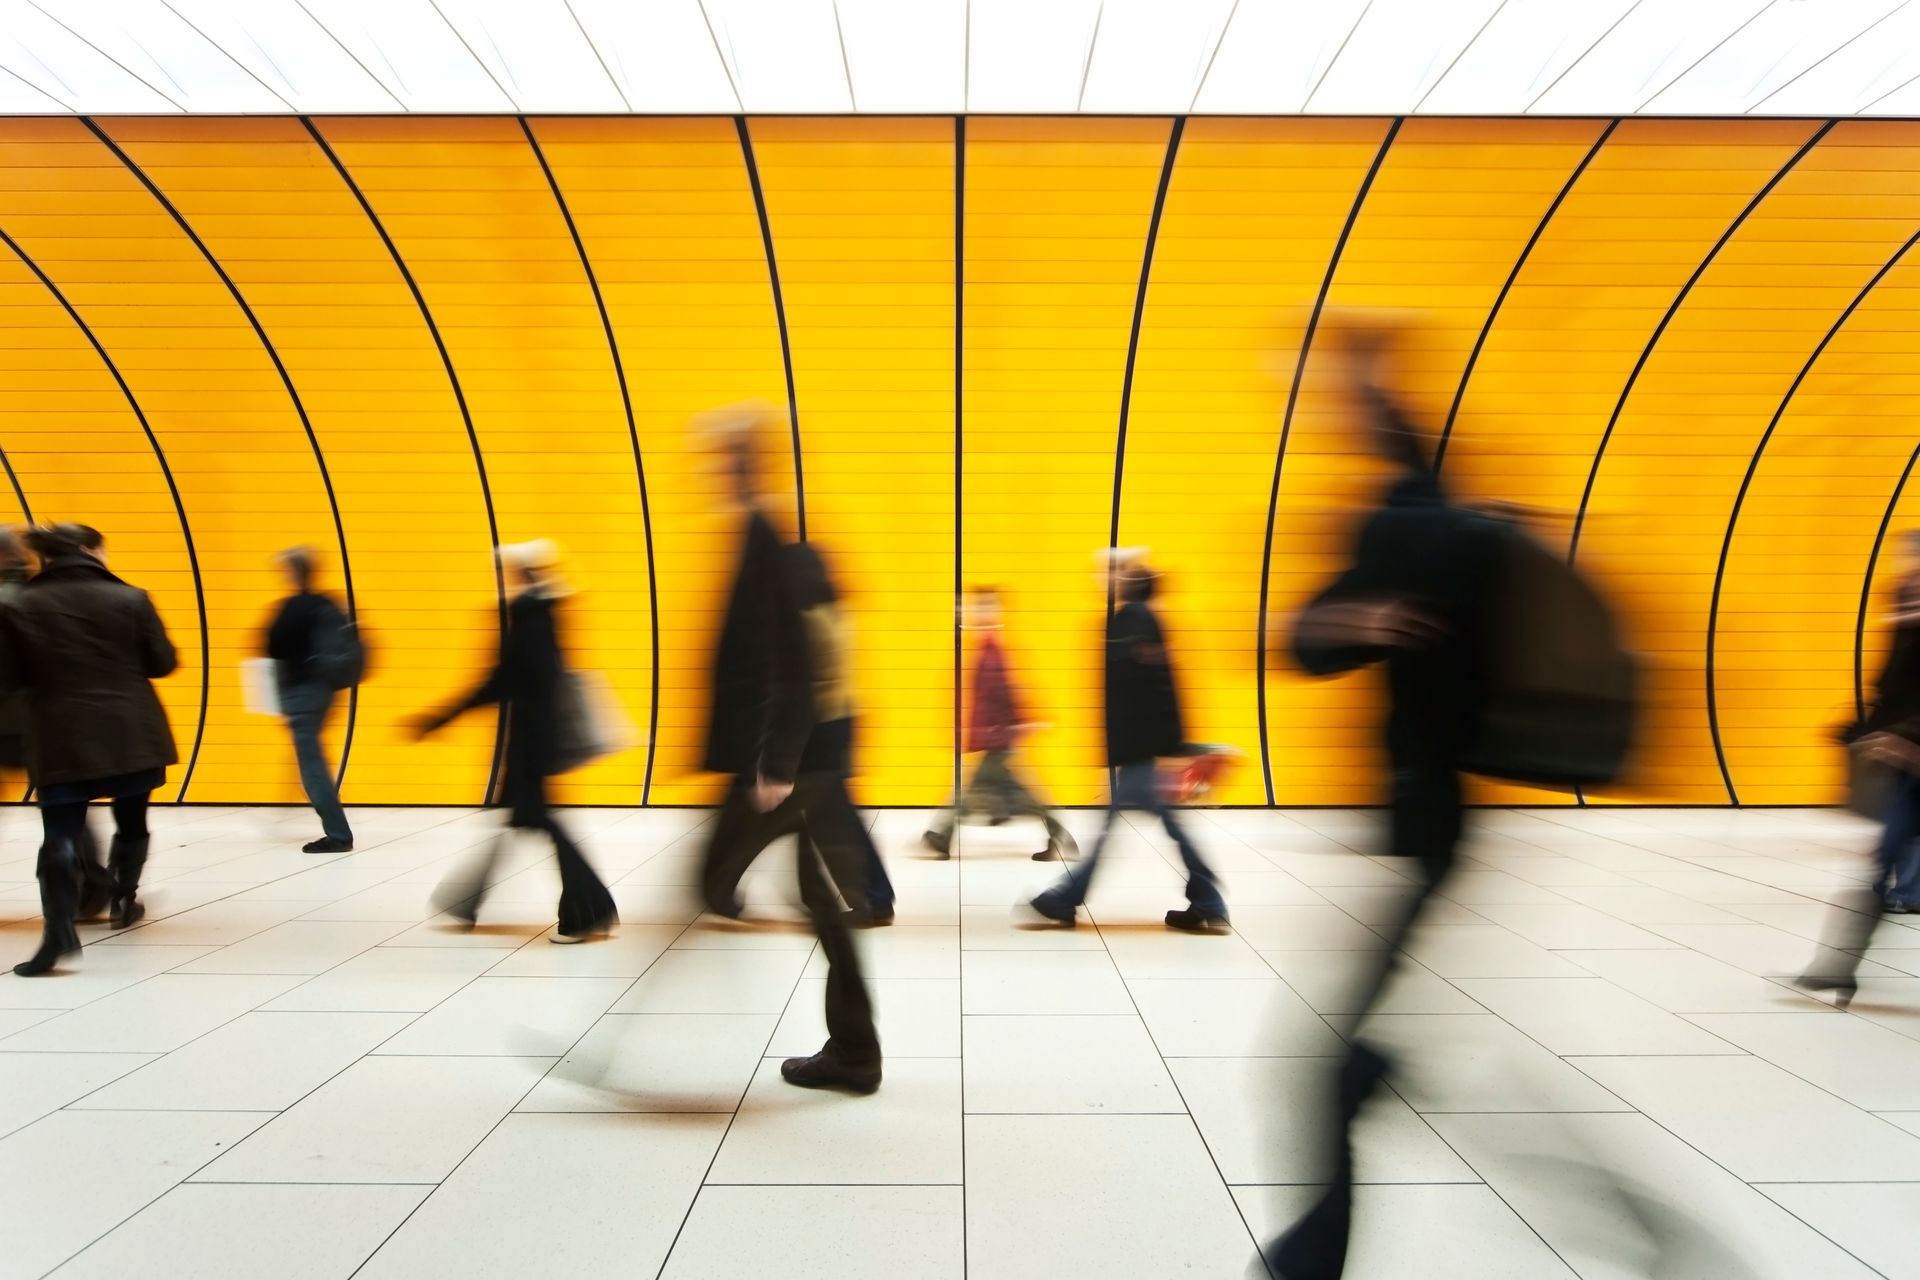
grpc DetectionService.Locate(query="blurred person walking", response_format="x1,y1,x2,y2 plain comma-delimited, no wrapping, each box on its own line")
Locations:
696,403,815,919
264,547,357,853
923,585,1075,863
3,524,179,974
1267,330,1507,1278
411,541,617,944
1795,529,1920,1003
1029,554,1228,933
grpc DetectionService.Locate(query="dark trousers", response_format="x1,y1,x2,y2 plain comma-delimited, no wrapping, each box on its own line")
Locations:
928,749,1072,847
702,775,894,916
34,792,151,953
1267,764,1463,1280
1035,761,1225,917
700,773,881,1064
438,799,614,936
281,681,351,843
1809,768,1920,983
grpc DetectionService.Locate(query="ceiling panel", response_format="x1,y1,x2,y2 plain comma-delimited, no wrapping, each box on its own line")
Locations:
0,0,1901,115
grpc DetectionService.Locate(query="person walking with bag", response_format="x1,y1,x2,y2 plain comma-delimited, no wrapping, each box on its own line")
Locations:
410,541,616,944
3,524,178,974
264,546,357,853
1028,552,1228,933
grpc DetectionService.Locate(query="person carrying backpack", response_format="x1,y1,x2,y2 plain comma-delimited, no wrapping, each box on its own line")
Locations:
264,546,358,853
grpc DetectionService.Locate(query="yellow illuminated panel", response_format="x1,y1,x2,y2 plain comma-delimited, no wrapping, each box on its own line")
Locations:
314,118,655,806
749,118,956,804
0,114,1911,809
529,118,790,805
102,117,500,806
963,118,1174,805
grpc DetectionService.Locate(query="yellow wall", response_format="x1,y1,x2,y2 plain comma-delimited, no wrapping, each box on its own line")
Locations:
0,114,1907,807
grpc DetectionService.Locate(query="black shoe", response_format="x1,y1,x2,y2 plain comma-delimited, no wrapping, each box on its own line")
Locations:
1025,896,1077,927
13,934,78,977
1165,908,1230,935
845,906,895,929
1790,972,1857,1009
302,837,353,854
109,896,146,931
921,831,951,860
703,895,744,921
781,1048,881,1095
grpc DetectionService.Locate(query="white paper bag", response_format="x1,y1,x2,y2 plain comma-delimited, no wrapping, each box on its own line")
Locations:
241,658,281,716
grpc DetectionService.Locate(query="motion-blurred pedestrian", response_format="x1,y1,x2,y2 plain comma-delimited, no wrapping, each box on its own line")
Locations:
923,585,1075,863
412,541,616,944
264,546,357,853
3,524,178,974
1029,552,1227,933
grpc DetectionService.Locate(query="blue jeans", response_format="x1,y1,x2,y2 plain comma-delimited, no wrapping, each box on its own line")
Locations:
1035,761,1226,917
1879,770,1920,906
281,682,351,844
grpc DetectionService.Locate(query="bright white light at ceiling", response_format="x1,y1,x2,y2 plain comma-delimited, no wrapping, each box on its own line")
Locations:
566,0,739,114
1419,0,1641,114
1751,0,1920,114
967,0,1101,113
165,0,402,112
434,0,627,111
1647,0,1905,114
1190,0,1371,114
1532,0,1772,115
1310,0,1505,113
30,0,287,111
703,0,851,113
301,0,514,111
0,0,179,112
1079,0,1237,113
836,0,964,113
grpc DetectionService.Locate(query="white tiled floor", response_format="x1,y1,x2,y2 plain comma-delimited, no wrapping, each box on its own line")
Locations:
1,804,1917,1277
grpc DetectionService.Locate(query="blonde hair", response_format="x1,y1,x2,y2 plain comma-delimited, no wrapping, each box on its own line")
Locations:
497,540,573,597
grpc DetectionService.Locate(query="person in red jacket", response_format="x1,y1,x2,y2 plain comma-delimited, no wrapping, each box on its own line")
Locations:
923,586,1075,862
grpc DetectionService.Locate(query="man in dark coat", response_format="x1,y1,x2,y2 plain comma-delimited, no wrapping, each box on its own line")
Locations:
1029,554,1227,932
696,405,813,919
2,524,178,973
264,546,354,853
1266,330,1504,1280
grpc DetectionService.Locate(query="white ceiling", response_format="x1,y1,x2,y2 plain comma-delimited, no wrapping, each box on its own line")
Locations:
0,0,1917,116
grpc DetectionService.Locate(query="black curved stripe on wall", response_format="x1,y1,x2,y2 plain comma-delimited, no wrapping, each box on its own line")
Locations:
1565,118,1832,807
953,115,966,799
521,118,665,805
1107,118,1185,562
0,447,31,524
1858,443,1920,720
301,118,512,807
82,117,363,797
1706,221,1920,805
1253,118,1403,806
0,225,211,802
1567,120,1836,566
735,117,808,542
1432,118,1619,473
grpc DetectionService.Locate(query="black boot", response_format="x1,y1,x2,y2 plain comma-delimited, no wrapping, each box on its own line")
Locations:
107,833,149,931
74,823,112,921
17,839,82,976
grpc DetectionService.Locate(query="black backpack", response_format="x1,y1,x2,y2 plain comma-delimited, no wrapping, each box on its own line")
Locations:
1462,523,1638,789
314,611,369,692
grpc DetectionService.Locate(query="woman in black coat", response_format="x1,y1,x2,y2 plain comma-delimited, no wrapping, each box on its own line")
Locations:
411,542,616,943
2,524,178,974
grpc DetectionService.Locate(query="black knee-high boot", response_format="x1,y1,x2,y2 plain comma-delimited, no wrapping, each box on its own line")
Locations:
108,833,149,930
16,839,82,976
74,823,112,921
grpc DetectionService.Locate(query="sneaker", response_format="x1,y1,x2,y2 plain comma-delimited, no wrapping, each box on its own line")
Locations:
1164,907,1230,935
921,830,951,860
302,837,353,854
780,1047,881,1095
1890,900,1917,915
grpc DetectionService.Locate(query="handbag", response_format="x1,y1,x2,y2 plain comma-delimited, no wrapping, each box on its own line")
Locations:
551,669,638,775
1847,747,1898,821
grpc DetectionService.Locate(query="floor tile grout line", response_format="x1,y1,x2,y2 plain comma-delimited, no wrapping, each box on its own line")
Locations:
347,895,714,1280
651,929,822,1280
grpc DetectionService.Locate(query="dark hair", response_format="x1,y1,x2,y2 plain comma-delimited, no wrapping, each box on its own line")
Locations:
1120,567,1158,604
969,584,1002,603
71,524,103,552
24,524,85,561
280,546,315,591
786,542,838,610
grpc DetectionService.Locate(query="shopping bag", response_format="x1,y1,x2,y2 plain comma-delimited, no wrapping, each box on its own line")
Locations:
1847,748,1897,821
240,658,281,716
551,670,639,774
